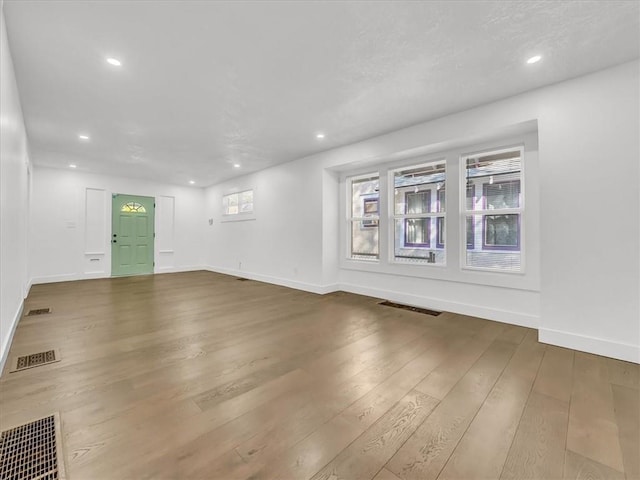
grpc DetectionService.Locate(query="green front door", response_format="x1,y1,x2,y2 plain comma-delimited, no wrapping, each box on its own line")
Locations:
111,194,155,276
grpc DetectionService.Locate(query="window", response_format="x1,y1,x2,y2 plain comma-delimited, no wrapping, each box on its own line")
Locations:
348,174,379,260
464,147,523,271
362,197,379,227
466,185,475,248
482,180,520,250
223,190,253,216
121,202,146,213
393,160,445,264
404,191,431,246
436,188,446,248
341,137,531,281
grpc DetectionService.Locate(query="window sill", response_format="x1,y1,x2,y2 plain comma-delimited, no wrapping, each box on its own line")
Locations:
220,215,256,223
460,265,525,275
339,257,538,292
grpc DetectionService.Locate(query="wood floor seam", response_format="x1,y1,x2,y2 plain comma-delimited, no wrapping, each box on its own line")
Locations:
434,337,530,480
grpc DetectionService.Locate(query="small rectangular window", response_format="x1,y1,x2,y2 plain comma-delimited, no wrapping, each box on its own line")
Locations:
464,148,523,271
223,190,253,215
392,160,445,264
348,174,379,260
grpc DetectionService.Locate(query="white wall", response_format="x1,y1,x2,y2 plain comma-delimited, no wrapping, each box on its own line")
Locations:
0,6,31,371
205,61,639,363
204,158,329,293
30,167,205,283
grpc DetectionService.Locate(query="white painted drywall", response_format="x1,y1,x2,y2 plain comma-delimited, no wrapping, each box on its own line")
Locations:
204,158,327,293
205,61,639,363
29,168,205,283
0,7,31,370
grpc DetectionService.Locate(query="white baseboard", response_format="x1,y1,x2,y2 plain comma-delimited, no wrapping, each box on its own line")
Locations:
539,327,639,364
0,299,23,377
26,268,638,364
24,277,33,298
82,272,110,280
31,266,204,284
155,265,203,274
205,265,339,295
31,273,81,285
338,282,539,329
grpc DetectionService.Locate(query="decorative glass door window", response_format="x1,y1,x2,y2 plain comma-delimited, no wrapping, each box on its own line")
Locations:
121,202,146,213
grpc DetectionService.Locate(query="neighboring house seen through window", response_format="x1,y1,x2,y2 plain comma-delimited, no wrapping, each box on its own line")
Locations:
464,147,523,271
392,160,446,264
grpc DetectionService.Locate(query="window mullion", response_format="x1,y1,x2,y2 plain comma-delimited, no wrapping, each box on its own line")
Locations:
463,207,523,216
394,212,446,219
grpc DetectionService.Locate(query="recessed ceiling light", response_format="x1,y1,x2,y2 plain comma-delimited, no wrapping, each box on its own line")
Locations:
189,180,195,185
78,134,90,140
526,55,542,64
69,164,77,169
316,133,325,139
106,57,122,66
233,163,241,168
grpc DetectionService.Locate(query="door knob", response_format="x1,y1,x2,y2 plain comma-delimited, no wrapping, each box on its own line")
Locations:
112,239,117,243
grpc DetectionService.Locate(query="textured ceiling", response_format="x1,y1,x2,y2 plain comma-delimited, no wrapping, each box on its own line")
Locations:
3,0,639,186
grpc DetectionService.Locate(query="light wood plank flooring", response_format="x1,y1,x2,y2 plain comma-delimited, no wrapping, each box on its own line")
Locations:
1,271,638,479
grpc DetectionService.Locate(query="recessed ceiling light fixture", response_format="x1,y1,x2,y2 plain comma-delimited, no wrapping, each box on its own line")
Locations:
526,55,542,64
189,180,195,184
233,163,241,168
78,134,90,140
316,133,325,139
106,57,122,67
69,164,77,169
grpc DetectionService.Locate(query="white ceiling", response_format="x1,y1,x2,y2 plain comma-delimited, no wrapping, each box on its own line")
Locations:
4,0,639,187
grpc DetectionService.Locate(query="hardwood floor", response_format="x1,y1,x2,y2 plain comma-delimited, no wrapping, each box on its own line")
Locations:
1,271,638,480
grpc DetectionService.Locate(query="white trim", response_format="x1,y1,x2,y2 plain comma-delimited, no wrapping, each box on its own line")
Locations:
222,189,254,217
158,250,175,254
339,132,539,292
0,299,24,377
339,257,539,292
346,171,381,261
32,267,206,284
155,266,203,274
220,217,256,223
20,269,639,364
338,282,539,328
460,144,526,274
539,328,640,364
84,270,106,276
205,265,339,295
32,273,82,284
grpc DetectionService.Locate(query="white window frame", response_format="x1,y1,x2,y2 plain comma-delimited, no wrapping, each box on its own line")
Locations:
460,145,526,274
346,172,380,262
389,159,447,266
338,131,538,292
222,189,255,222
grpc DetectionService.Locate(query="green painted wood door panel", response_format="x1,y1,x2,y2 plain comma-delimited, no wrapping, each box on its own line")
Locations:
112,194,155,276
